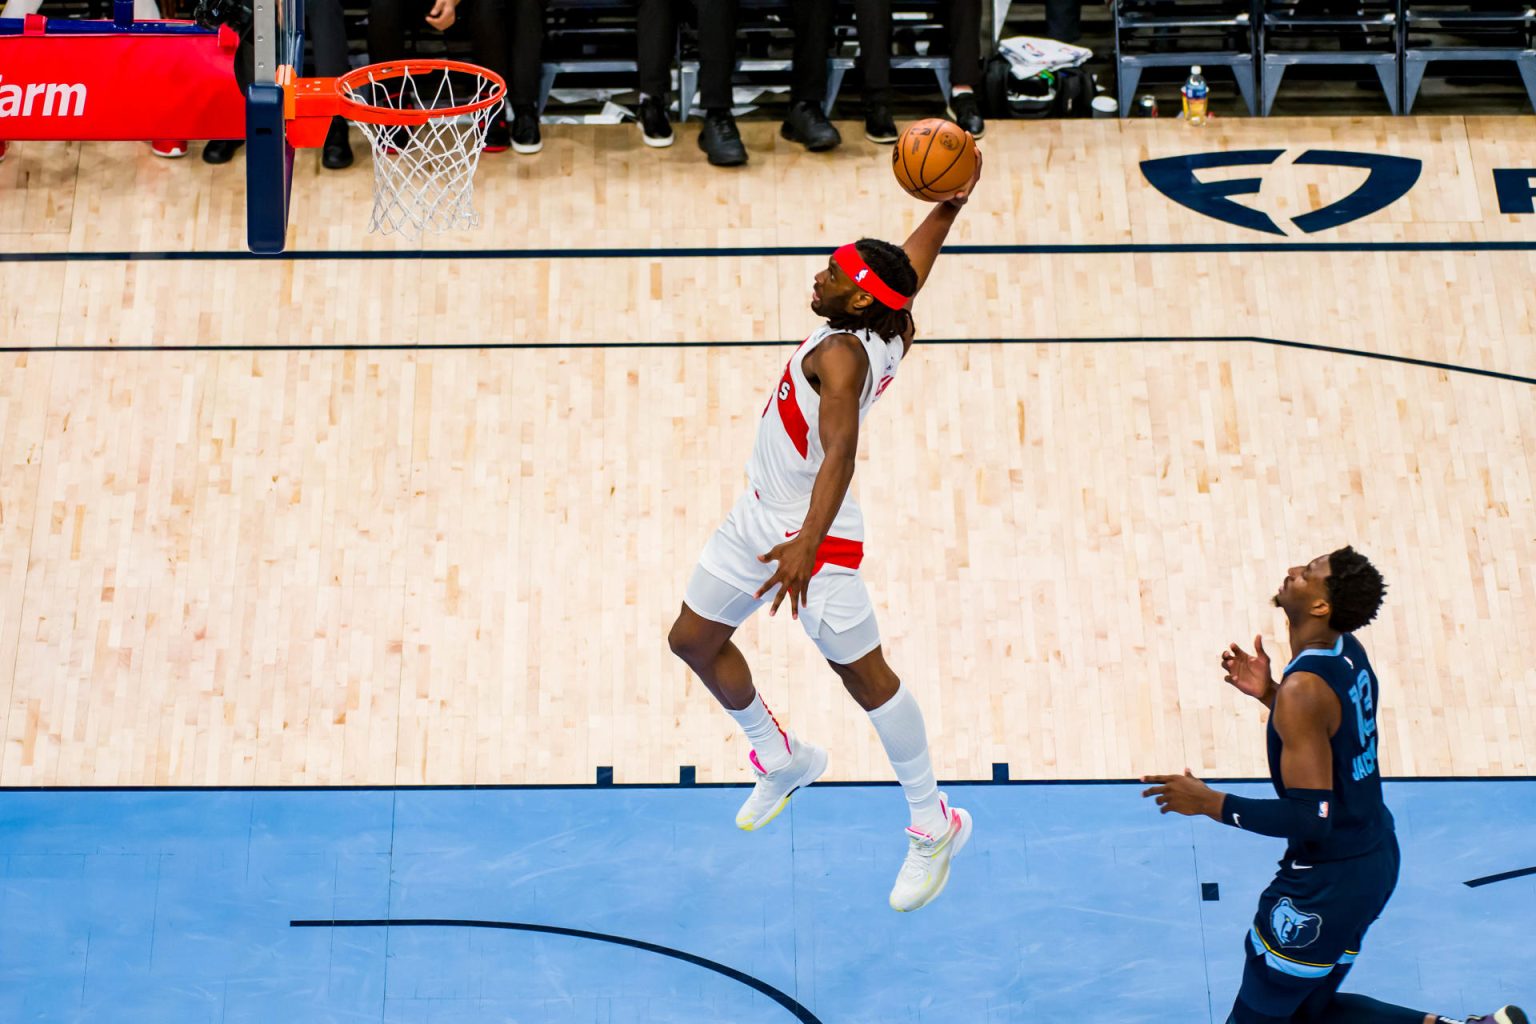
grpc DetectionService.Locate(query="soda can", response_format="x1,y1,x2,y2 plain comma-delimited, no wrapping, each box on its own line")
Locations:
1137,93,1160,118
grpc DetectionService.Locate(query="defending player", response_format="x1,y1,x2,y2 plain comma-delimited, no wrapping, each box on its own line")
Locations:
667,157,983,913
1142,547,1526,1024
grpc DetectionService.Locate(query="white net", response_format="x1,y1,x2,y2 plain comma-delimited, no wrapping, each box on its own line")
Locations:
341,66,502,238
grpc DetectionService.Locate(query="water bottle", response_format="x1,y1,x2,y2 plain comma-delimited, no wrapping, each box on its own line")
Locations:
1181,66,1209,126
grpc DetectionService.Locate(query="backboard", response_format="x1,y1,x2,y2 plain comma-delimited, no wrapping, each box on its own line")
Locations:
246,0,304,253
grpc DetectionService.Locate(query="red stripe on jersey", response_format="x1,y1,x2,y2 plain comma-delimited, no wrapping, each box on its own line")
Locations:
772,366,810,458
812,536,864,574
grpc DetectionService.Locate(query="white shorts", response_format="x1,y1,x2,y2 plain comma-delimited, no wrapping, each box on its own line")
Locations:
685,490,882,665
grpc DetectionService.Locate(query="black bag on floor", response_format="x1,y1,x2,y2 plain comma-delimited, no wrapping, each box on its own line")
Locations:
980,57,1096,120
1051,66,1095,117
979,54,1014,119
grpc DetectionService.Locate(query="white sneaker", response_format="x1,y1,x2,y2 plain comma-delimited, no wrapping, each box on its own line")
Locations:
888,795,972,912
735,732,828,832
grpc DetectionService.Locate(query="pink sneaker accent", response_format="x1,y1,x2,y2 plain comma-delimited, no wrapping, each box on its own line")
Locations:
759,697,792,754
749,750,766,776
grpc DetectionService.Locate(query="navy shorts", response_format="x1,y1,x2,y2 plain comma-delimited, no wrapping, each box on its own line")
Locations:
1229,832,1401,1022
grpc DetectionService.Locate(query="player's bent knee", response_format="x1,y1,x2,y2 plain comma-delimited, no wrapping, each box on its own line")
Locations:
668,606,733,666
666,618,709,664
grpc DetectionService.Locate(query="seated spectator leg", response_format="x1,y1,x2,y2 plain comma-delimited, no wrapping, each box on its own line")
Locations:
461,0,512,149
694,0,747,164
637,0,677,104
307,0,356,165
949,0,981,90
782,0,842,149
367,0,416,65
946,0,984,136
509,0,547,152
695,0,739,114
635,0,679,146
852,0,894,115
789,0,835,108
1045,0,1081,44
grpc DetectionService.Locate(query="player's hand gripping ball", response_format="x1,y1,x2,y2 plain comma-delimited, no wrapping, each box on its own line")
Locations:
892,118,977,202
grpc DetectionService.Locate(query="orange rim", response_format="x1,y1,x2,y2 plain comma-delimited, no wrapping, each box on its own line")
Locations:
284,60,508,139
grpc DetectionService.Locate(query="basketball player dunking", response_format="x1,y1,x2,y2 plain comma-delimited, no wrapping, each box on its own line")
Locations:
667,157,983,913
1143,548,1526,1024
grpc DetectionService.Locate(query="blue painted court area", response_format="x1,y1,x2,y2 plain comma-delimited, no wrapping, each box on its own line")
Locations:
0,781,1530,1024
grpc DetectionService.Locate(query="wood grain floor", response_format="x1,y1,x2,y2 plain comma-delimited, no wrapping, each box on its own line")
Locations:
1,117,1532,785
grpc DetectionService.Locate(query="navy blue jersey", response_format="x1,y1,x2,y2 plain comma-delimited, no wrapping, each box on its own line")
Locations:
1266,633,1394,862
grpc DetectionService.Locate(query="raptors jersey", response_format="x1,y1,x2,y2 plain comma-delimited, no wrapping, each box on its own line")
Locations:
747,324,905,513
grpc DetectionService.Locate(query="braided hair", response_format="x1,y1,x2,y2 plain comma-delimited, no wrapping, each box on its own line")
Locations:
826,238,918,342
1325,546,1387,633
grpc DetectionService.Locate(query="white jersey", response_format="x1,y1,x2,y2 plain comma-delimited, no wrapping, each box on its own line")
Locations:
746,323,905,515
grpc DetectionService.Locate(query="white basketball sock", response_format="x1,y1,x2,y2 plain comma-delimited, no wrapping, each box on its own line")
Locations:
727,693,793,774
867,684,949,836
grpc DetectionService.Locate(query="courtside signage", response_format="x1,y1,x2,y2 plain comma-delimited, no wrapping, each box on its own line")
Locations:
0,76,86,118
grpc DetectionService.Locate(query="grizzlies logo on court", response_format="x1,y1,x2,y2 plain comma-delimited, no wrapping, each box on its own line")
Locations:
1139,150,1421,236
1270,898,1323,949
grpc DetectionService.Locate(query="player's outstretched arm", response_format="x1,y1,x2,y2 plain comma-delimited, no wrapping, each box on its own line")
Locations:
1140,673,1338,832
902,149,983,299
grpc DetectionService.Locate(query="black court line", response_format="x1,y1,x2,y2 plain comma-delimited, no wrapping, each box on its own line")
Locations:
290,918,824,1024
1464,865,1536,888
3,775,1532,793
2,241,1536,263
4,335,1534,389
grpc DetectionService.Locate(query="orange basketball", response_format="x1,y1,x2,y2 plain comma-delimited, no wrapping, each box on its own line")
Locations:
892,118,976,202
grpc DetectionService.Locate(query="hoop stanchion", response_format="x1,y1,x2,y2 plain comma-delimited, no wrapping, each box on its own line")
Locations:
284,60,508,239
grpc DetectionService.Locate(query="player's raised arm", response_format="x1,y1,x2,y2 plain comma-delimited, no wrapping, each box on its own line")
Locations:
902,149,982,299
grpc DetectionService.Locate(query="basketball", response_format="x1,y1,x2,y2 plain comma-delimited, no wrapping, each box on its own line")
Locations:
892,118,976,202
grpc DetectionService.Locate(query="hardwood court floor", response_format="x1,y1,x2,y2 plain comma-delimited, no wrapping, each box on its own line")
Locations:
0,117,1532,786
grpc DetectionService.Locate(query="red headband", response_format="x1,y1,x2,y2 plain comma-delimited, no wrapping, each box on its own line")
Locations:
832,243,910,310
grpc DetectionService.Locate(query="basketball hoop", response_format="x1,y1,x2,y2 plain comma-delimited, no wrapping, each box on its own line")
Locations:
284,60,508,239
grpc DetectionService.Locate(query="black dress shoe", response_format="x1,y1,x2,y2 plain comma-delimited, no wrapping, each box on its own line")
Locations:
864,103,898,143
511,105,542,154
946,91,986,139
321,116,353,169
780,99,841,152
202,139,243,164
638,94,674,148
698,109,747,166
